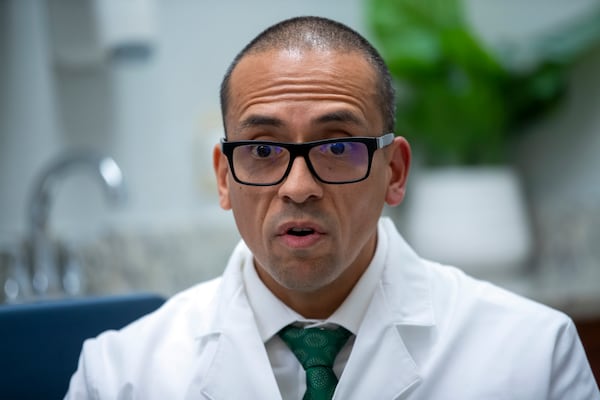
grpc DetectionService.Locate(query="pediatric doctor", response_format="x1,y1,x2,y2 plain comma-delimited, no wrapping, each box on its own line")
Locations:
66,16,599,399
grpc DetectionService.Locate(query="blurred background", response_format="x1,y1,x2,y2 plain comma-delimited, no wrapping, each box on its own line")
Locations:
1,0,600,381
1,0,599,324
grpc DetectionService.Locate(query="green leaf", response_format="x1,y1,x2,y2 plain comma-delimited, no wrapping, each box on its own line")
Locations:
366,0,600,165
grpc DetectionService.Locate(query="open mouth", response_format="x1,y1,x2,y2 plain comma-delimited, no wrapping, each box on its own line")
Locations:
277,222,323,248
287,227,315,237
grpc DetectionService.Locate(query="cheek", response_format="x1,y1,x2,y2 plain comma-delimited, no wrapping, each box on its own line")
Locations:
336,185,384,225
354,175,388,206
341,180,387,229
228,186,253,231
228,186,271,236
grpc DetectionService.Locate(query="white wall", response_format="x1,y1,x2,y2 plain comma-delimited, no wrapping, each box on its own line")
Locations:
0,0,365,243
1,0,599,251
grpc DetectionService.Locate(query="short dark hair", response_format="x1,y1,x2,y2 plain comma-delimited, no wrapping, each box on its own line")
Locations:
219,16,396,135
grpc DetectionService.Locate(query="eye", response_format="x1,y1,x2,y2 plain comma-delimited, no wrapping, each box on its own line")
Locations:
315,142,354,156
248,144,283,159
254,145,272,158
328,142,347,155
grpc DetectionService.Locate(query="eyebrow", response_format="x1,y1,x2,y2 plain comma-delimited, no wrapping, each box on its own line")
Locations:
236,110,365,134
314,110,364,126
239,115,284,130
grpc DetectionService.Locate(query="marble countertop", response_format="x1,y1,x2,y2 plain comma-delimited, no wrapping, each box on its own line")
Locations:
491,262,600,320
76,227,600,322
4,215,599,321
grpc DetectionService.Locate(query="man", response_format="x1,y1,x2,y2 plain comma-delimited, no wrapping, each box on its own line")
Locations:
66,16,599,399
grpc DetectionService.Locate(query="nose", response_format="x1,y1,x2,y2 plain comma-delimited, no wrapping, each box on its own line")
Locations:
277,156,323,203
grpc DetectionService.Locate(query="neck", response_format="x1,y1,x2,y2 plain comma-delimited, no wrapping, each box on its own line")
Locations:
276,282,356,320
255,241,376,319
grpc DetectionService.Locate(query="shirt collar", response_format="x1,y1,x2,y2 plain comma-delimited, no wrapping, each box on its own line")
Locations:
243,220,388,342
242,253,301,342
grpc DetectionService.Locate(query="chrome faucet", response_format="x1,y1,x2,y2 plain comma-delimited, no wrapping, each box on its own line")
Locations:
26,150,126,298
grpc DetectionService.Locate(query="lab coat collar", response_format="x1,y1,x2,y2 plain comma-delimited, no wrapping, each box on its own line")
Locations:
189,218,435,334
334,285,423,399
186,241,282,399
378,217,435,327
186,219,436,399
334,218,434,398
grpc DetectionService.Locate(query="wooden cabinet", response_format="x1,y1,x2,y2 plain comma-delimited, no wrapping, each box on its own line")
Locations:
576,317,600,384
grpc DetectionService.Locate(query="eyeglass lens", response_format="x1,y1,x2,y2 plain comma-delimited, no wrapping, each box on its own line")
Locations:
231,141,370,184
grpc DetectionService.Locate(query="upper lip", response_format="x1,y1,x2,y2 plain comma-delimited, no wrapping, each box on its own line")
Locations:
276,221,325,236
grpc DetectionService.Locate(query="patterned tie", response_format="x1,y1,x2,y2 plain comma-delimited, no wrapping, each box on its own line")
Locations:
279,325,352,400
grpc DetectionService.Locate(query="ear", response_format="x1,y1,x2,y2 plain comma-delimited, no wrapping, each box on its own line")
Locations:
385,136,411,207
213,143,232,210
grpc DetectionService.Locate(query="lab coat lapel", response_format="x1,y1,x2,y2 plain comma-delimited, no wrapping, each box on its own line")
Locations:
185,244,282,400
200,291,281,399
335,219,435,399
334,288,422,399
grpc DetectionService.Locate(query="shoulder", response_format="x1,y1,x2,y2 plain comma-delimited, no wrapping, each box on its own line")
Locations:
74,240,253,372
425,260,571,329
423,260,583,374
424,263,598,398
101,276,223,348
379,217,572,329
66,277,226,398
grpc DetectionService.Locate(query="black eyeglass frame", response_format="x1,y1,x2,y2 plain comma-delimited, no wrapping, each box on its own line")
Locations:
220,133,395,186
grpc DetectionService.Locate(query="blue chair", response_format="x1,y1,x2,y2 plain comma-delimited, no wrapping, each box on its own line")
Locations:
0,293,165,400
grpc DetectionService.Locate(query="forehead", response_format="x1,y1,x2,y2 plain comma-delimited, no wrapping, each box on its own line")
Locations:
225,48,382,136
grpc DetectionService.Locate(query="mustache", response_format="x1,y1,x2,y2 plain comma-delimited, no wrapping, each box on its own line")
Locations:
268,205,332,229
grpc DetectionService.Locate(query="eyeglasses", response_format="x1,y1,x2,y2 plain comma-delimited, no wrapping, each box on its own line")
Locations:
220,133,394,186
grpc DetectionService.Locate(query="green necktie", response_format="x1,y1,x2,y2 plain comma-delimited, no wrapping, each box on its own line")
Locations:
279,325,352,400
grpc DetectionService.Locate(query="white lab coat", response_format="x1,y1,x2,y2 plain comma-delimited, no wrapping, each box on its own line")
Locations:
65,218,599,399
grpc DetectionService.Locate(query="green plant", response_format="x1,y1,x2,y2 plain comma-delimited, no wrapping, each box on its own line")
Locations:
367,0,600,165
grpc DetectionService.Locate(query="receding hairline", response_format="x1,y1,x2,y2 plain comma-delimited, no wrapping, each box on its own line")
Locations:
231,45,380,81
220,16,396,134
242,24,368,55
